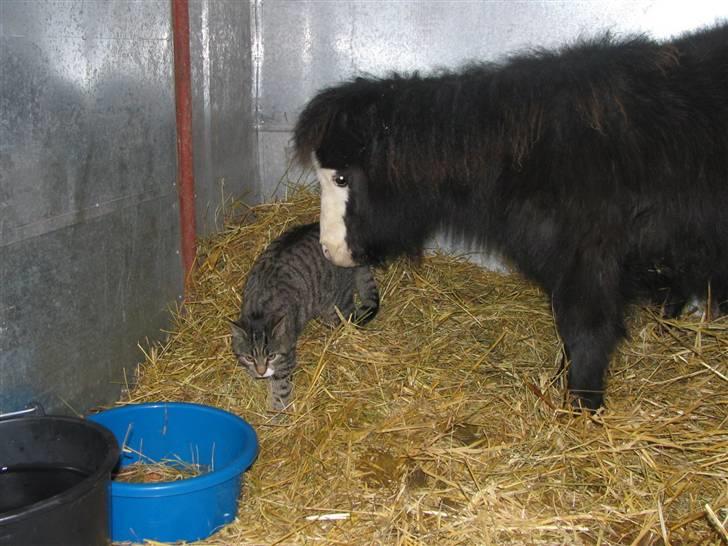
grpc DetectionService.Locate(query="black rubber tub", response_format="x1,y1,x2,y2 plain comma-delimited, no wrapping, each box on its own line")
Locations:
0,413,120,546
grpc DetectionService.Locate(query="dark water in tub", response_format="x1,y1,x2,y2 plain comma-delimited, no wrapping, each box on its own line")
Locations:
0,463,90,514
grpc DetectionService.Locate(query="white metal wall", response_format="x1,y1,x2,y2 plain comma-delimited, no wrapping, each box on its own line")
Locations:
0,0,254,414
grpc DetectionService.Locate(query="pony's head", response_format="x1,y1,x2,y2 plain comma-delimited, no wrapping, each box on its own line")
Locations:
294,76,444,266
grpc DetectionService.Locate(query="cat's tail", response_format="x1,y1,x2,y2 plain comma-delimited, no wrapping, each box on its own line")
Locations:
353,266,379,325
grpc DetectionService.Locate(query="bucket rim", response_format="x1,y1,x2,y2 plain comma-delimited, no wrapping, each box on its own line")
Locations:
88,402,259,498
0,415,120,525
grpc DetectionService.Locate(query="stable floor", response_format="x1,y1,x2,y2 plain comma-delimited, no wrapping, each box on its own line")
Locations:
121,186,727,545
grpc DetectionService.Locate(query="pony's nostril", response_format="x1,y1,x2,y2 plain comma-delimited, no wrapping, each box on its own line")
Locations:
321,243,331,259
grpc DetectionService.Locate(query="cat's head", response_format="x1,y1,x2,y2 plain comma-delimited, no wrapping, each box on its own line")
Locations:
229,314,293,379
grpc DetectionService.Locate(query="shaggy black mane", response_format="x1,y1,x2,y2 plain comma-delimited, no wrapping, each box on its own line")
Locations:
295,29,709,192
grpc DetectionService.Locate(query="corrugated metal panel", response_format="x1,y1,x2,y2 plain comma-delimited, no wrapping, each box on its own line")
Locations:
0,200,181,414
0,0,182,414
189,0,258,232
1,1,176,246
1,0,256,414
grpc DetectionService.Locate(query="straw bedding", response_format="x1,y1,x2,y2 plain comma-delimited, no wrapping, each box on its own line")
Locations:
114,458,206,484
123,185,727,545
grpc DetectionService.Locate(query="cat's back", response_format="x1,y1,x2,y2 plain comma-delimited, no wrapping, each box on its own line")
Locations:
242,221,379,328
271,222,321,253
256,222,324,270
243,222,333,302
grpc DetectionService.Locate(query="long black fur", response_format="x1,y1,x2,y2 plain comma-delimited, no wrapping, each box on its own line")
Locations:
294,23,728,410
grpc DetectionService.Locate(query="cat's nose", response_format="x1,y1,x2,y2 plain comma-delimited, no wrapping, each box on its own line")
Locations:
321,243,331,260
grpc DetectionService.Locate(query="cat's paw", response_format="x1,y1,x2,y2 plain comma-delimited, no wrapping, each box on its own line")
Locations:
268,399,293,424
270,395,293,412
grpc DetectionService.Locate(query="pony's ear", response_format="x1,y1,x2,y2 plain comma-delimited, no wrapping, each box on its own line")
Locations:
293,88,342,167
271,315,289,340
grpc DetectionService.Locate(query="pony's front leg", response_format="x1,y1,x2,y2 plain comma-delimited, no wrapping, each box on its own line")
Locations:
552,260,626,411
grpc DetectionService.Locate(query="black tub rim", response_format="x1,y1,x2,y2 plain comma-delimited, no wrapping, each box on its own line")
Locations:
0,415,120,526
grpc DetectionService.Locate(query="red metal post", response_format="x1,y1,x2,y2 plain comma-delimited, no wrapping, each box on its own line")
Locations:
171,0,196,290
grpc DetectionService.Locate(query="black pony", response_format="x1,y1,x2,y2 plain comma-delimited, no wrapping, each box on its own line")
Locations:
293,23,728,410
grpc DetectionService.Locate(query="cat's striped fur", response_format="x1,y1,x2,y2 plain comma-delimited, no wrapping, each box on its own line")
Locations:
230,222,379,411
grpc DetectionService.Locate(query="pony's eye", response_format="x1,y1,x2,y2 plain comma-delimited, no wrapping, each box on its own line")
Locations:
333,174,348,187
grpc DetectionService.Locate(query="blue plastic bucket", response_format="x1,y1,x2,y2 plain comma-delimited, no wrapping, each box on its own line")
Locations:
88,402,258,543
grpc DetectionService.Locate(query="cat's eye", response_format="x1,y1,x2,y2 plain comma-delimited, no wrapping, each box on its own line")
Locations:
333,173,348,187
266,354,279,363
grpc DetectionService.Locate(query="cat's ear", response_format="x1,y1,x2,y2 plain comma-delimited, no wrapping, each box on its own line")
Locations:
229,318,248,340
271,315,289,339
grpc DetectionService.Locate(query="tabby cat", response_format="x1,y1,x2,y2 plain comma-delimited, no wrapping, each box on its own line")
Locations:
230,222,379,411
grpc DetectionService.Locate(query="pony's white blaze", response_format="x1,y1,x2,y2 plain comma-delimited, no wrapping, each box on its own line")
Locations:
314,158,355,267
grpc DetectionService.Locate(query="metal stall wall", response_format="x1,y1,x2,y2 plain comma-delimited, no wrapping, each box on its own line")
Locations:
253,0,728,265
189,0,257,233
0,0,255,415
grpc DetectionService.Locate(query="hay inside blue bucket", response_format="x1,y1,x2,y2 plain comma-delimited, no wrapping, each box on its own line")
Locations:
89,402,258,543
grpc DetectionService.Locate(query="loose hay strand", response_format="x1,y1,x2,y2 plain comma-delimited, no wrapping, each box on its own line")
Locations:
705,504,728,544
114,459,206,484
122,185,728,545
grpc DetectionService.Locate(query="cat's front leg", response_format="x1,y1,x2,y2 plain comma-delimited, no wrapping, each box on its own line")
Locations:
320,302,350,326
268,374,293,412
